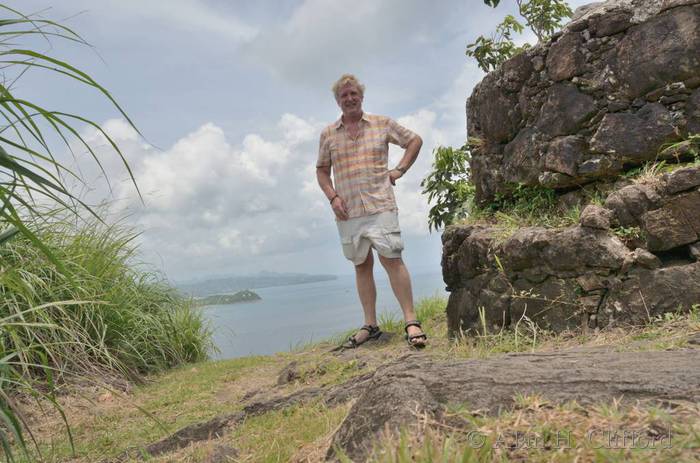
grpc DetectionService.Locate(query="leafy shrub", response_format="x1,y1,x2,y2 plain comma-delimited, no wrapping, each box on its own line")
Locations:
467,0,573,72
420,144,474,231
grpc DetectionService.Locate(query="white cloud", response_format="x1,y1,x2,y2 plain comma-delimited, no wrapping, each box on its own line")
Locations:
63,53,482,277
69,114,333,278
241,0,461,87
91,0,258,43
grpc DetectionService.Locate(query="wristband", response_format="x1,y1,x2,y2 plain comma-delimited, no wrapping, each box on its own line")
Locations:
329,194,339,204
395,167,407,174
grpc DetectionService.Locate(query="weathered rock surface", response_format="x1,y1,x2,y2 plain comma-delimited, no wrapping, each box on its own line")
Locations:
467,0,700,204
106,344,700,462
443,166,700,334
327,348,700,461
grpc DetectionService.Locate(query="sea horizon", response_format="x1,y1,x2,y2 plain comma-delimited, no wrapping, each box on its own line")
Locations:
202,270,447,359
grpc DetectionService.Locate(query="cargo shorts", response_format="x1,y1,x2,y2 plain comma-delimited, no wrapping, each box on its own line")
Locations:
336,210,404,265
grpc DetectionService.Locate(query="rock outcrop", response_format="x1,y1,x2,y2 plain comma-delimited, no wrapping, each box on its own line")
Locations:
443,166,700,334
467,0,700,204
447,0,700,335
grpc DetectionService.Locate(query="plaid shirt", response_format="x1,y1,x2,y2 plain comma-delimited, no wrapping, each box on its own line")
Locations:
317,113,417,219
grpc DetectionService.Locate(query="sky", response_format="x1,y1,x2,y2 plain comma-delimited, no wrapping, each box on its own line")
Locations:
11,0,591,282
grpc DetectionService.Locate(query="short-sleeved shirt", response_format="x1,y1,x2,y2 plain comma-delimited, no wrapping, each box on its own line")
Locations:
317,113,417,219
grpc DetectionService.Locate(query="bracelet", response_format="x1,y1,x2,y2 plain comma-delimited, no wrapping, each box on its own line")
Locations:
394,167,407,174
329,194,339,204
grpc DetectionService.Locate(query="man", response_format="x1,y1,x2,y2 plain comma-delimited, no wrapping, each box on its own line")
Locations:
316,74,427,348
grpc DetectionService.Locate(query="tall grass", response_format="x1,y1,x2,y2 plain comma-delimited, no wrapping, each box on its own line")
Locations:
0,4,183,460
1,215,213,381
0,215,213,460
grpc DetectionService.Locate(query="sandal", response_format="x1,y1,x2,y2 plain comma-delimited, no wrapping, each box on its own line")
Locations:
405,320,427,349
341,324,382,349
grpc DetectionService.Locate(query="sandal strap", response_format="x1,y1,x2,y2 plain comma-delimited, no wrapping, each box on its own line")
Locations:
404,320,422,333
344,324,380,348
360,324,380,334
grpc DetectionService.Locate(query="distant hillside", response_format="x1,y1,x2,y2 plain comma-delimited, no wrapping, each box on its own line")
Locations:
177,271,337,297
192,290,261,307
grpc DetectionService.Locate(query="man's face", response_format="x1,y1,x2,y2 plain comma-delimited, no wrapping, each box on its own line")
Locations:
336,83,363,116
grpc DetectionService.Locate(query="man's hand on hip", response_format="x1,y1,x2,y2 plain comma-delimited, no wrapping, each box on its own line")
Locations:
389,169,404,186
331,196,349,221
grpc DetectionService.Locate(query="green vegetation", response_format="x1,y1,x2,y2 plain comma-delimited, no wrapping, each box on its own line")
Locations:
467,183,581,232
612,225,643,243
421,140,583,233
0,5,138,269
420,144,473,231
422,134,700,234
468,0,573,72
2,216,213,461
192,290,261,307
0,6,211,461
2,216,213,379
621,137,700,186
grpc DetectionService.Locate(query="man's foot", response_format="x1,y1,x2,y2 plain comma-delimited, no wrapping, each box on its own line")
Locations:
405,320,427,349
341,324,382,349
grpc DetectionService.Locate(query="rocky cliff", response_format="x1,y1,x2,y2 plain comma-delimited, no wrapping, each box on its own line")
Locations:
444,0,700,335
468,0,700,203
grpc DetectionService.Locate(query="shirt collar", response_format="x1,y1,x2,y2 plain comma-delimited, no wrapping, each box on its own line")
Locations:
334,112,371,130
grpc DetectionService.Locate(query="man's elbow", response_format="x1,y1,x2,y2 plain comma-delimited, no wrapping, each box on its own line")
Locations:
413,135,423,151
316,165,331,180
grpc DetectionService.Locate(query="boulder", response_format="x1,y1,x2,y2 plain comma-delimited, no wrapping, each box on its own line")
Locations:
443,176,700,335
589,103,679,161
688,88,700,134
604,183,662,227
664,166,700,194
641,190,700,251
611,4,700,98
600,262,700,326
465,0,700,202
537,83,597,137
546,33,586,81
580,204,612,229
448,0,700,334
544,136,586,177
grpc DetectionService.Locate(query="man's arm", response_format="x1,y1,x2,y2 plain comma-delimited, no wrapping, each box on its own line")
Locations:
316,166,349,220
389,135,423,185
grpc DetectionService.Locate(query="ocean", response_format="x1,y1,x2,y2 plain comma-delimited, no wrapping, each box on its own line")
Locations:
202,271,447,359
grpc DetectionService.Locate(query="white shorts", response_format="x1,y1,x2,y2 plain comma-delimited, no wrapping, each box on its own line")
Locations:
336,210,404,265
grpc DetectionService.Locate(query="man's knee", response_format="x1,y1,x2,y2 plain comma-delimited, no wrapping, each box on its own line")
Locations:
378,253,402,269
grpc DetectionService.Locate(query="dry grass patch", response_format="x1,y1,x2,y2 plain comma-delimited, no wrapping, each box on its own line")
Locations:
15,356,279,462
367,397,700,462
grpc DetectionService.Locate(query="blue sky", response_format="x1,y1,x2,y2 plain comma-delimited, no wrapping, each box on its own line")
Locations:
13,0,590,281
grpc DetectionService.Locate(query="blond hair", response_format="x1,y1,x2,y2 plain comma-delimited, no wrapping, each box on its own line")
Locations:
332,74,365,100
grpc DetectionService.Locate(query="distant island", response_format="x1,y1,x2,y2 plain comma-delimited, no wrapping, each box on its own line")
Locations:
192,290,261,307
177,271,337,297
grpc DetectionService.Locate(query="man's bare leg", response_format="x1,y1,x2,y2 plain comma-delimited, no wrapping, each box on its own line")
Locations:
378,255,424,339
353,248,377,343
